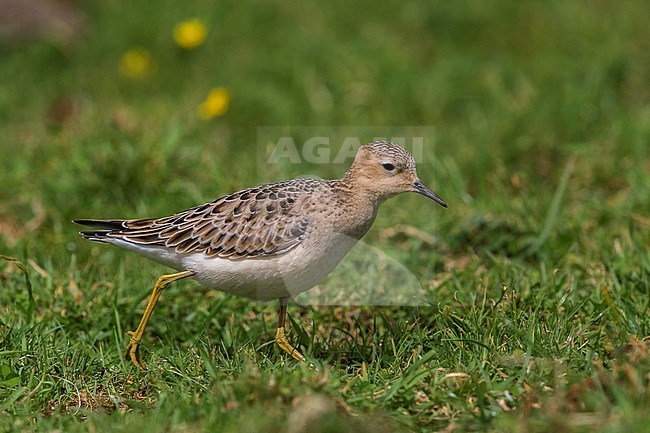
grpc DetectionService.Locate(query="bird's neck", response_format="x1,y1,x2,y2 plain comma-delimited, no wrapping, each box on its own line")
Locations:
335,176,388,207
327,179,385,240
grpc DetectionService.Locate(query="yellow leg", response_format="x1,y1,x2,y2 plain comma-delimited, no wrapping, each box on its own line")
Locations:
274,297,306,362
124,270,195,369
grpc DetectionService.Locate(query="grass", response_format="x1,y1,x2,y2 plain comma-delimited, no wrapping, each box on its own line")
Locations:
1,0,649,431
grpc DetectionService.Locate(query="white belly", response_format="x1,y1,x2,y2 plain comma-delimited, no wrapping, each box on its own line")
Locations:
186,231,359,300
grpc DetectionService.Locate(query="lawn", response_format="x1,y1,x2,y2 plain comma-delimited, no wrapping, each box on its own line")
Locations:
1,1,649,432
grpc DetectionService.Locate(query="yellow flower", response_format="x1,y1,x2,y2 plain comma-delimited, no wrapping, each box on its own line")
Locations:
198,87,230,119
173,18,207,50
118,48,153,79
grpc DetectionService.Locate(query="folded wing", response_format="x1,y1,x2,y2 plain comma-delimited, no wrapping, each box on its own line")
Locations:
74,180,319,259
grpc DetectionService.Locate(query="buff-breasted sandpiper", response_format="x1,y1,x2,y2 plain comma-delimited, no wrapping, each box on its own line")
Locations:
74,140,447,368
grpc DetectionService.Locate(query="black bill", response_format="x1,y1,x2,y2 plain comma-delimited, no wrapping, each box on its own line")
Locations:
413,181,447,208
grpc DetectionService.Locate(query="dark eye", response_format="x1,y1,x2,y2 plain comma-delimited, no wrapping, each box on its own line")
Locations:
382,163,395,171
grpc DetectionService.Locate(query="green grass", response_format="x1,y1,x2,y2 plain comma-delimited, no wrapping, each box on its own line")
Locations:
1,0,649,431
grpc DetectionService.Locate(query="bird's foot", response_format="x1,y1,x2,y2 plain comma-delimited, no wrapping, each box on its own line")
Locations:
274,327,306,362
125,330,146,370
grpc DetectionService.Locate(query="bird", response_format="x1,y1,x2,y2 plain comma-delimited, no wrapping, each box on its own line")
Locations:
74,140,447,368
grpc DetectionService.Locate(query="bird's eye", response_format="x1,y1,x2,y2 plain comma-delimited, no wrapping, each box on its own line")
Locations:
382,163,395,171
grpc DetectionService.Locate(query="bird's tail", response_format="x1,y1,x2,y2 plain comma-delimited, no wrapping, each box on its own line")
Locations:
72,219,127,242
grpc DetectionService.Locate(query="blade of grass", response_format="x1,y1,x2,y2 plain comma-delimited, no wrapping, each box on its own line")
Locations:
526,155,577,256
1,256,34,326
